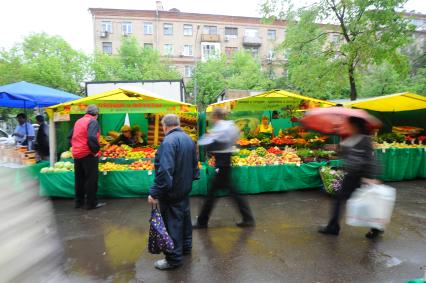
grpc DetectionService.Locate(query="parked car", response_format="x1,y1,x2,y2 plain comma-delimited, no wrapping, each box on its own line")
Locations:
0,129,14,145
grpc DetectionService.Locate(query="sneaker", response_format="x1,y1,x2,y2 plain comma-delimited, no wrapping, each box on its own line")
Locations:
365,229,384,239
318,226,340,236
86,202,106,210
236,221,256,228
154,259,181,270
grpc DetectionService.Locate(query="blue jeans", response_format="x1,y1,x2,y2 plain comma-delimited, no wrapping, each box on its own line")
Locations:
159,197,192,265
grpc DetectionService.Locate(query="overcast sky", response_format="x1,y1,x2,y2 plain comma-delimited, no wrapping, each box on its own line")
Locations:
1,0,425,53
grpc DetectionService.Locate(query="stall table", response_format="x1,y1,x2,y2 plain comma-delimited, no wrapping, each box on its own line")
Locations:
39,166,208,198
375,148,426,181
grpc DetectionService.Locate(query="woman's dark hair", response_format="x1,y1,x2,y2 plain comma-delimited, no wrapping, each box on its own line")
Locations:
348,116,369,135
36,115,44,122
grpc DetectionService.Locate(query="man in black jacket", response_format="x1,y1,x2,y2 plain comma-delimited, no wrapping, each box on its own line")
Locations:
35,115,49,161
148,114,199,270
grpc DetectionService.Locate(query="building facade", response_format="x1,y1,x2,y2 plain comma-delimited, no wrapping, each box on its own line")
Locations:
89,4,288,80
89,4,426,81
406,12,426,50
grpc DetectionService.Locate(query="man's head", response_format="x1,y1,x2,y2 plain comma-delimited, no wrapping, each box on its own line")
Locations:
16,113,27,125
86,104,99,118
132,125,142,137
161,114,180,134
35,115,45,125
121,125,132,138
212,107,227,124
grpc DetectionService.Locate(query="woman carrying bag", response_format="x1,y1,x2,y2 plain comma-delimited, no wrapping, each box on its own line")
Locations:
318,116,382,239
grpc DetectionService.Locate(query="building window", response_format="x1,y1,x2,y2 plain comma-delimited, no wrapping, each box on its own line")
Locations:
244,47,259,58
144,43,153,49
201,42,220,61
267,29,276,40
164,23,173,35
267,49,275,60
225,47,238,57
283,49,289,60
102,42,112,54
183,45,193,56
225,27,238,39
164,44,173,56
331,34,340,43
122,22,133,35
184,65,194,77
101,21,112,33
244,28,259,37
283,69,289,78
203,25,217,35
183,24,193,36
144,22,153,35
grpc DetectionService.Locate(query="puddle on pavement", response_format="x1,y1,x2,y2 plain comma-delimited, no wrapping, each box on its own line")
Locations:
64,223,147,282
362,249,403,269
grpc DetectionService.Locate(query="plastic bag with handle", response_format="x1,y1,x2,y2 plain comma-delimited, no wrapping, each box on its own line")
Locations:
346,184,396,230
148,205,175,254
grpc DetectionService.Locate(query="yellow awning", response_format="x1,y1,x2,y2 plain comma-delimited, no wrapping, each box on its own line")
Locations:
206,89,335,112
46,88,197,116
345,92,426,112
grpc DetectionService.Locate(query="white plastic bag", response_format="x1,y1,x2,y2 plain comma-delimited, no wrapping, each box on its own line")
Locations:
346,184,396,230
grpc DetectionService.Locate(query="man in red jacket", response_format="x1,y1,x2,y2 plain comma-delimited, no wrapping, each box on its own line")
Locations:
70,105,105,210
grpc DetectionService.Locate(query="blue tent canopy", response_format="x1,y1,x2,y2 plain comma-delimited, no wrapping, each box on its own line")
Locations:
0,81,80,108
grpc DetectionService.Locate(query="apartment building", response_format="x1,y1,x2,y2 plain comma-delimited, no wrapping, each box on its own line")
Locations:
406,12,426,50
89,2,289,80
89,3,426,81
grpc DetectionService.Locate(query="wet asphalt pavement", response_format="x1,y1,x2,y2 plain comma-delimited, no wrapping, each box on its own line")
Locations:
50,180,426,283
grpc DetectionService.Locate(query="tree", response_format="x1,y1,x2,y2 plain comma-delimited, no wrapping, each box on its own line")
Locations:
188,51,273,109
188,56,227,108
91,36,180,81
358,63,405,98
0,33,89,94
261,0,415,100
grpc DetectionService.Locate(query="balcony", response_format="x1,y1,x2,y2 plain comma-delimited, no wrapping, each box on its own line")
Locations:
201,34,221,42
243,36,262,47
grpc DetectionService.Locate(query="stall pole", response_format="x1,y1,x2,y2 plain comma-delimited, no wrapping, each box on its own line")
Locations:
154,114,160,146
48,116,57,166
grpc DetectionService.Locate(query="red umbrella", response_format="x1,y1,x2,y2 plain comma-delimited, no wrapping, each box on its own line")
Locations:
300,107,382,135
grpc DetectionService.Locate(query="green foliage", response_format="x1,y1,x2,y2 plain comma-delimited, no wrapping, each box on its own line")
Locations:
0,33,89,94
91,36,180,81
359,63,405,98
188,50,273,109
1,34,180,97
262,0,415,100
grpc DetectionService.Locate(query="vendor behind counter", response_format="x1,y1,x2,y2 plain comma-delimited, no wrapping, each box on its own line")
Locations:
255,116,275,139
111,125,135,147
131,125,146,147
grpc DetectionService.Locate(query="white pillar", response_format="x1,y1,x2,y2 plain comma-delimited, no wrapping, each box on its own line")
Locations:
49,116,57,166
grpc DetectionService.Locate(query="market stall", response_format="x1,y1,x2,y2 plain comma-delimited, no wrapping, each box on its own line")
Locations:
205,89,338,193
346,92,426,181
0,81,79,189
40,88,206,197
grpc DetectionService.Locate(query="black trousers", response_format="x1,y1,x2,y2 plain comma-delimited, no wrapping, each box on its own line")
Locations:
159,197,192,265
328,174,361,228
74,155,99,207
197,157,254,225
